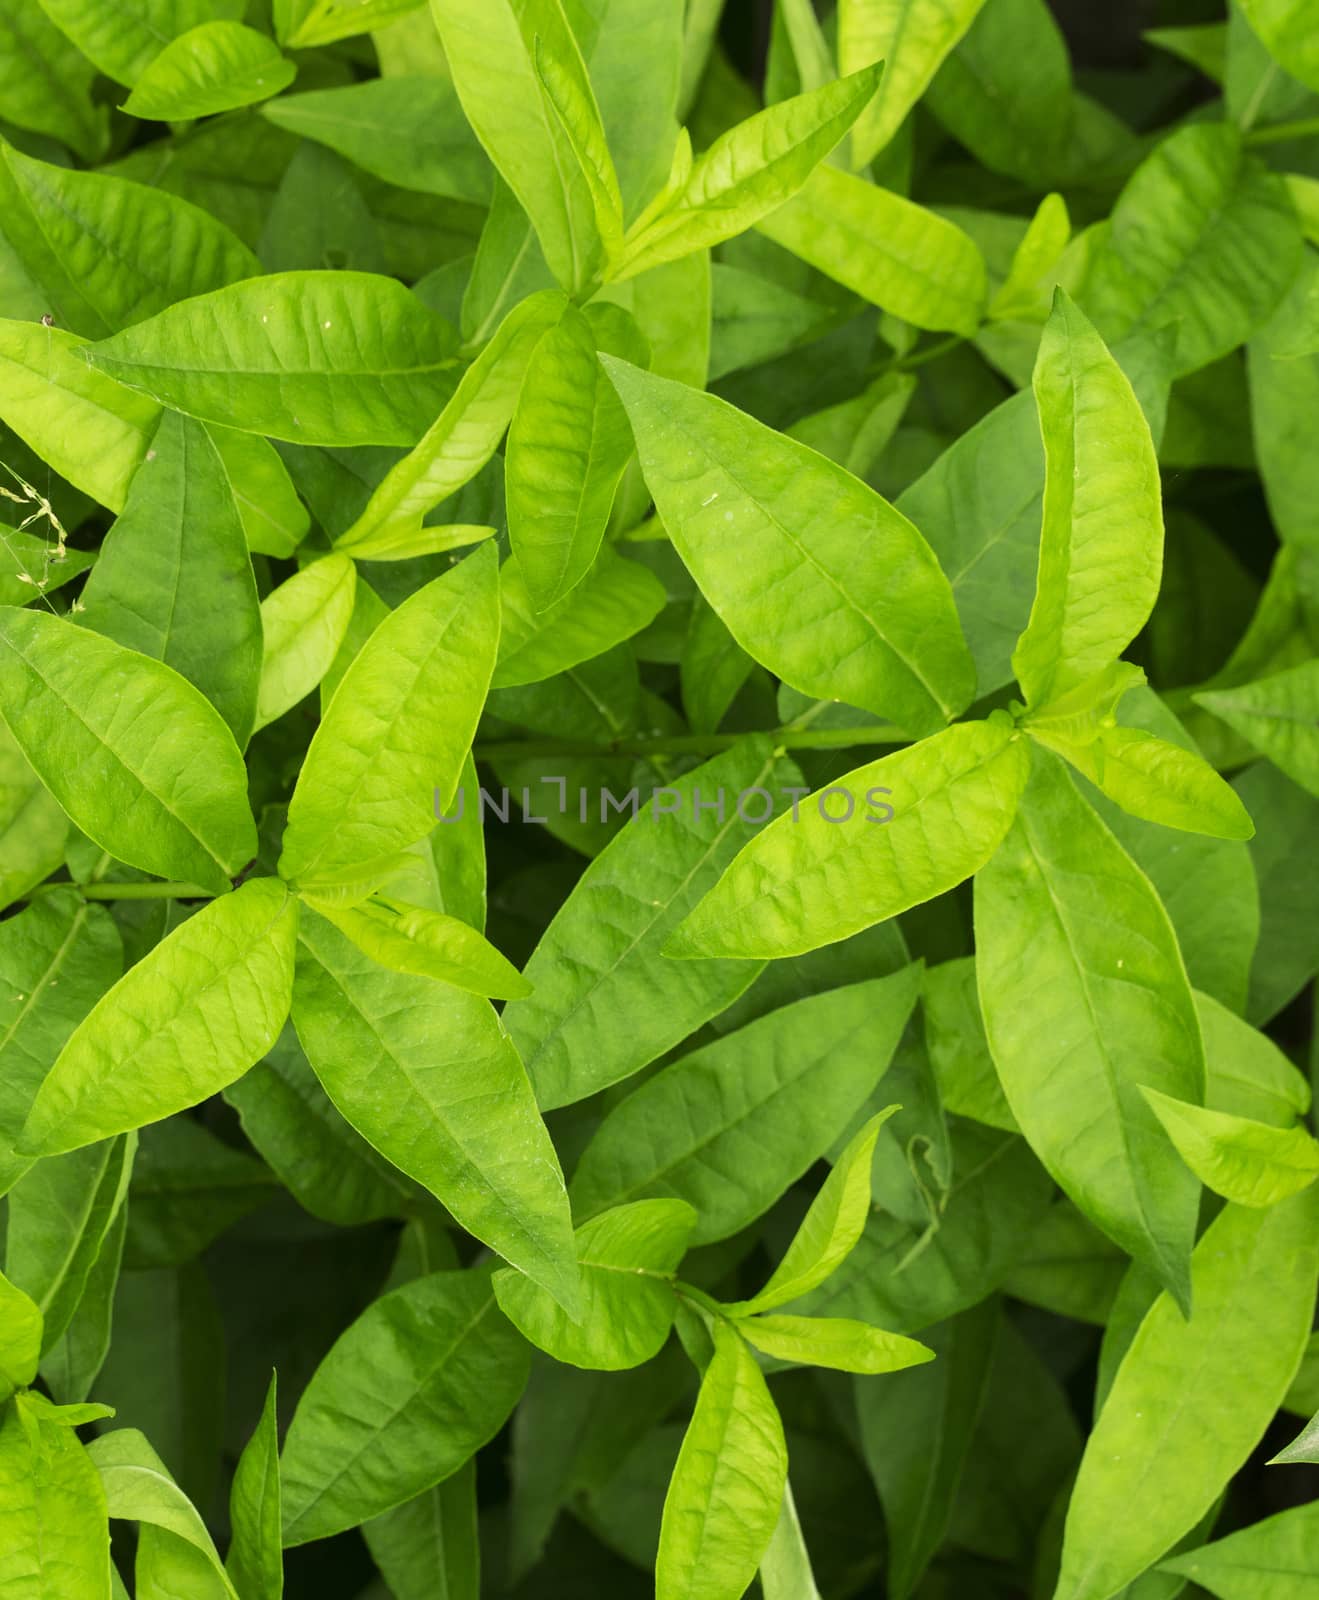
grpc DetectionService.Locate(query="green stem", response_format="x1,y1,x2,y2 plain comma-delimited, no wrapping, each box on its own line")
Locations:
472,721,907,763
1243,115,1319,146
895,332,966,372
27,879,215,902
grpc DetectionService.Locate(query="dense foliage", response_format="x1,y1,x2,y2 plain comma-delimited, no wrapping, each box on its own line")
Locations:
1,0,1319,1596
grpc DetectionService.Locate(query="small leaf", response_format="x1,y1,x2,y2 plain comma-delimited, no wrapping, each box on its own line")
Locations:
1141,1088,1319,1209
18,880,297,1156
493,1200,697,1370
0,606,257,894
0,1397,113,1597
255,554,357,731
122,23,296,120
0,1267,41,1400
657,1322,787,1600
1196,660,1319,802
737,1314,934,1375
226,1375,281,1600
1159,1498,1319,1592
318,898,530,999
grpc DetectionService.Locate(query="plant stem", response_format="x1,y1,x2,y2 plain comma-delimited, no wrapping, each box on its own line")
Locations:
1244,116,1319,146
472,722,907,763
27,879,215,902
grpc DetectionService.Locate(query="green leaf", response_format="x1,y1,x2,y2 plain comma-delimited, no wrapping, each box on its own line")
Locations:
990,193,1072,322
759,1481,821,1600
1081,123,1303,377
18,880,296,1156
731,1109,898,1315
291,908,578,1312
975,753,1204,1309
121,23,295,120
278,1268,530,1546
756,164,989,336
1012,290,1163,707
614,64,883,279
494,1199,697,1370
78,411,262,745
1237,0,1319,92
338,287,567,557
1249,256,1319,555
1141,1088,1319,1208
668,721,1031,961
255,554,357,731
84,271,460,447
1160,1499,1319,1596
737,1314,933,1375
1199,988,1311,1128
1054,1189,1319,1600
507,308,636,608
277,0,424,47
362,1465,479,1600
602,357,974,732
263,77,490,202
278,544,498,895
0,321,161,512
5,1134,133,1353
503,738,801,1108
0,607,257,894
570,972,918,1244
494,548,666,687
1197,661,1319,801
226,1375,281,1600
0,0,107,161
1029,723,1256,840
33,0,247,85
0,134,258,339
0,1397,113,1598
0,1268,41,1400
656,1321,787,1600
838,0,990,166
0,721,68,915
89,1427,234,1593
317,898,530,999
429,0,608,292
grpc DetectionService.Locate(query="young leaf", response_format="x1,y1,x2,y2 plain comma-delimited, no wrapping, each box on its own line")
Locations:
78,411,263,745
429,0,609,292
33,0,247,85
0,607,257,894
121,22,296,120
338,287,567,557
291,908,578,1312
614,64,883,279
1235,0,1319,93
570,972,918,1244
18,880,297,1157
1141,1088,1319,1209
1196,660,1319,802
759,1481,821,1600
0,135,258,339
1054,1189,1319,1600
84,271,461,447
254,554,358,732
277,0,422,47
493,1199,697,1371
226,1375,281,1600
317,898,531,999
503,738,801,1108
761,164,989,336
839,0,991,167
1028,722,1255,840
737,1314,934,1376
668,721,1031,961
507,308,636,609
0,1398,113,1597
730,1109,898,1314
989,192,1071,321
279,1268,530,1546
1012,290,1163,708
602,357,974,733
0,1268,41,1400
975,754,1204,1309
278,544,498,895
657,1322,787,1600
